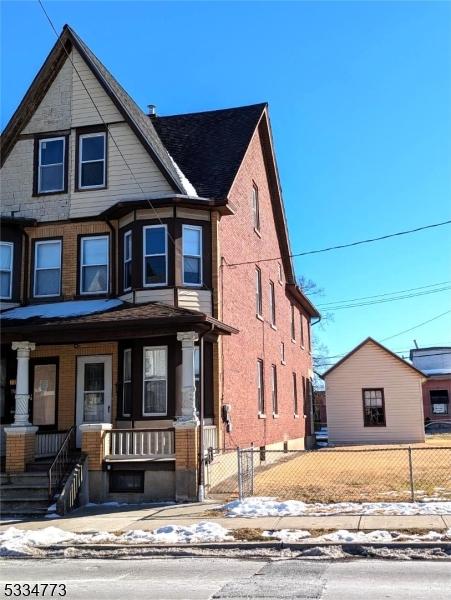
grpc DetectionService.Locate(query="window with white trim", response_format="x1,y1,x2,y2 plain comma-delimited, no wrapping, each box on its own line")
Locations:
34,240,62,297
430,390,449,415
256,267,262,316
291,304,296,340
38,137,65,193
252,183,260,232
257,359,265,415
143,346,167,416
123,231,132,291
143,225,167,286
122,349,132,417
182,225,202,286
80,236,109,294
78,132,106,189
0,242,13,300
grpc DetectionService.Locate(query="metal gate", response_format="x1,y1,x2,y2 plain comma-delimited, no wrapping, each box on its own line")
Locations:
237,447,255,500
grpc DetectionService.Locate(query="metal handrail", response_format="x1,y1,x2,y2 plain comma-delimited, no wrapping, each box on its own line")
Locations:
48,426,75,500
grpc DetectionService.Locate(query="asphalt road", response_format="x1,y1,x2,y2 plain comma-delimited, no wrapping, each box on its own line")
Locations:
0,558,450,599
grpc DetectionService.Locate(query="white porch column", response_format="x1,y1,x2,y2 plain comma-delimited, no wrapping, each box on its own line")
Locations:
176,331,199,425
11,341,36,427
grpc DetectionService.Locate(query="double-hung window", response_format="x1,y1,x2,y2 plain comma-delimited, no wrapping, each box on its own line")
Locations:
269,280,276,326
143,346,167,416
38,137,65,194
430,390,449,415
363,388,386,426
34,240,62,297
257,359,265,415
143,225,167,286
271,365,278,416
300,315,305,348
256,267,262,317
80,236,109,295
0,242,13,300
293,372,298,416
252,183,260,232
78,132,106,189
122,349,132,418
182,225,202,286
291,305,296,341
123,231,132,291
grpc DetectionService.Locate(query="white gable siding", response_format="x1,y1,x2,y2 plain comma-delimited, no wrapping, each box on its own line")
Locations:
325,341,425,445
1,50,174,222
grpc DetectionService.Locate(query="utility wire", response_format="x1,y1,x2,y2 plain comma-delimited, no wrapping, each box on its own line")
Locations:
224,219,451,267
380,310,451,343
317,350,451,362
316,281,451,307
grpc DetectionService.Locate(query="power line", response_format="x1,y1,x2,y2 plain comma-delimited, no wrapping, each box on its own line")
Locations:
380,310,451,343
224,219,451,267
316,285,451,311
316,349,451,362
316,281,451,307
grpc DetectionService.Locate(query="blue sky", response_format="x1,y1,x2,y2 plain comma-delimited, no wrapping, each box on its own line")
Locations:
2,1,450,362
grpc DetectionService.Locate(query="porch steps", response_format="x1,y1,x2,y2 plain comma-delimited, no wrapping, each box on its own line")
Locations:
0,473,50,516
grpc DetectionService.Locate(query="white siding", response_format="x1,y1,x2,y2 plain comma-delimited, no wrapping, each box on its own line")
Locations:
325,341,425,445
177,289,212,315
135,289,175,305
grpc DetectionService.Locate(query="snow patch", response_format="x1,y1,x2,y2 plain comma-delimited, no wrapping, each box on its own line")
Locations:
224,497,451,517
167,153,198,197
1,299,123,321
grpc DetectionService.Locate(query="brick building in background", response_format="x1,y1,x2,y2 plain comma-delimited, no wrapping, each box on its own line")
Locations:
410,347,451,423
0,25,319,514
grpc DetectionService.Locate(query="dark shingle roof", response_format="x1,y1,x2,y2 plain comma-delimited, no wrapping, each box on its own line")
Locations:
153,103,267,199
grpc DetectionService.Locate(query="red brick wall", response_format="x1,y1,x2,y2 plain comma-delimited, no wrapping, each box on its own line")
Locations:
219,121,313,449
422,378,451,421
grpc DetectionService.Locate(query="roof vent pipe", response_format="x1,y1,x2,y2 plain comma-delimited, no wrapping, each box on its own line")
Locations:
147,104,156,117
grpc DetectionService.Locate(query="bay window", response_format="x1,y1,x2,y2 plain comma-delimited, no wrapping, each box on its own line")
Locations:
143,225,167,286
123,231,132,291
80,236,109,294
34,240,62,297
0,242,13,299
182,225,202,286
143,346,167,416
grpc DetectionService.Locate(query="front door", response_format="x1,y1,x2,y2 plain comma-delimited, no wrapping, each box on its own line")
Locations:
31,360,58,429
76,355,112,447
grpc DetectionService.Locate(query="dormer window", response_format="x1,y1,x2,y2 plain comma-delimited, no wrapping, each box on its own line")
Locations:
38,137,65,194
78,132,106,189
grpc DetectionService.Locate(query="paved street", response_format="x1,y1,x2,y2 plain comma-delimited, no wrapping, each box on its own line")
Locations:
1,558,450,599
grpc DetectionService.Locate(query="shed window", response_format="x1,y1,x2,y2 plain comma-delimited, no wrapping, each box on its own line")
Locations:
363,388,386,426
430,390,449,415
0,242,13,299
38,137,65,193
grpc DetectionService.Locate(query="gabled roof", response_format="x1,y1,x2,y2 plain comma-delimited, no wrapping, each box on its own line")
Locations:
153,103,267,199
0,25,187,194
322,337,426,378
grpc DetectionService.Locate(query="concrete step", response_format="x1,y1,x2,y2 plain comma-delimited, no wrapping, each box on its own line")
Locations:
0,497,50,515
26,462,53,473
1,473,49,486
1,485,49,500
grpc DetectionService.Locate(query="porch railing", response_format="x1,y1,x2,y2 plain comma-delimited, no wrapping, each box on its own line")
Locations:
104,429,175,459
56,454,88,516
36,431,68,458
48,427,75,500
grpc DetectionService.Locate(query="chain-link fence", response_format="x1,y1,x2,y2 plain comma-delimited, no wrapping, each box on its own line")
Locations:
206,446,451,503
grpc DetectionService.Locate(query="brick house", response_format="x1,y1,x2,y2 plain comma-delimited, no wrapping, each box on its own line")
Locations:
410,347,451,423
0,25,319,513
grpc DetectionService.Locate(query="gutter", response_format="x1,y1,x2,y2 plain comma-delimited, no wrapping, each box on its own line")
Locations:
198,322,214,502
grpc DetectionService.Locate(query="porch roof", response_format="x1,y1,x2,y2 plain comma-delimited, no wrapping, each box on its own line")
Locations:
1,299,238,344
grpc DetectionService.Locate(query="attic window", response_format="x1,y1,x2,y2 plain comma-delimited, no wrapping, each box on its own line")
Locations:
38,137,65,194
79,132,106,189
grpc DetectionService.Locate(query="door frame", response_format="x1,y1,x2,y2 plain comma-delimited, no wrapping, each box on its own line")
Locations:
76,355,112,447
30,357,59,431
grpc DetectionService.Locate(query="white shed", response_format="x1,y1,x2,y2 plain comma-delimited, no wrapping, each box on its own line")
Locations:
323,338,426,445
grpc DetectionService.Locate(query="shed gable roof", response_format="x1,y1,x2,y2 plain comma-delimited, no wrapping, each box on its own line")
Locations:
322,337,426,378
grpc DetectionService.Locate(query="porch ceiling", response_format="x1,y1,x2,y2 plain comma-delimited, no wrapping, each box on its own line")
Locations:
1,300,238,344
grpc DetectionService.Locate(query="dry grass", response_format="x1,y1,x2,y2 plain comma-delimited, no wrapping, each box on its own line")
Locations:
249,445,451,503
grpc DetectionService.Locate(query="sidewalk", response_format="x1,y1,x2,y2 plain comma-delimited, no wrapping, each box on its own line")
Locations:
1,502,450,534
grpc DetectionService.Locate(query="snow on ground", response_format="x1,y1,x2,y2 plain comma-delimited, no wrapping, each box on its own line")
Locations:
0,523,232,557
224,498,451,517
264,529,451,543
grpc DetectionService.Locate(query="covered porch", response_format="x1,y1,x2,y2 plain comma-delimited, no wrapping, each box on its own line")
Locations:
1,300,236,503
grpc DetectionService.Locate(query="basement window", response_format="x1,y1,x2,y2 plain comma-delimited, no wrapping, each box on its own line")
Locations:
109,470,144,493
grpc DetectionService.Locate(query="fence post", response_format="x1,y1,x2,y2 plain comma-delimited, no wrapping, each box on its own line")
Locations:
408,447,415,502
250,443,254,497
237,447,243,501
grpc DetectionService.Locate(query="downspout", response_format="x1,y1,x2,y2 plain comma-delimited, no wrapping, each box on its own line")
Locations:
198,322,214,502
